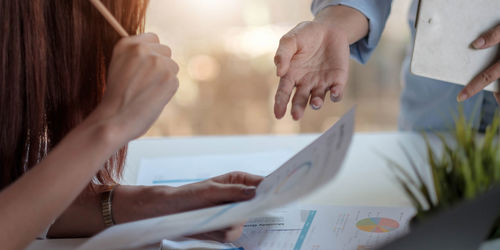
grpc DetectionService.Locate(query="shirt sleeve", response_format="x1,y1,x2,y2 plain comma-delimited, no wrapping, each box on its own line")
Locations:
311,0,393,64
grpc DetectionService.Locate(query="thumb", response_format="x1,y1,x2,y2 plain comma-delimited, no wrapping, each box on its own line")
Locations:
130,32,160,44
204,183,257,204
274,34,298,77
472,25,500,49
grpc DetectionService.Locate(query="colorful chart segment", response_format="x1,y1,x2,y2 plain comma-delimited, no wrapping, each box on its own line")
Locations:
356,217,399,233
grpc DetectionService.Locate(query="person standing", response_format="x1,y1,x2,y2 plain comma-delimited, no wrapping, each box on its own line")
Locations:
273,0,500,131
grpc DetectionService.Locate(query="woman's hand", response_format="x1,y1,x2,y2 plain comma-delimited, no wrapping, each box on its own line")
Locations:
274,21,350,120
273,6,368,121
168,171,263,211
457,25,500,104
88,33,179,144
113,172,264,242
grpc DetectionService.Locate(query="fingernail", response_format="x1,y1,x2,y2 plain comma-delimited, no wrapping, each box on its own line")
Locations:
330,95,337,102
243,187,256,195
472,37,485,49
310,97,322,110
457,93,467,102
330,88,340,102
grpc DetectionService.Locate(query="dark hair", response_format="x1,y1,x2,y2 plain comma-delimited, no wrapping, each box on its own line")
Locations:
0,0,149,189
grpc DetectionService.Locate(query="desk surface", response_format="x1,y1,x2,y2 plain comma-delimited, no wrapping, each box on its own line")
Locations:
124,132,427,207
29,132,429,249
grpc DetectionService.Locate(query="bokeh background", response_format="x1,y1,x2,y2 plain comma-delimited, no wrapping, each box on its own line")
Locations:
144,0,412,136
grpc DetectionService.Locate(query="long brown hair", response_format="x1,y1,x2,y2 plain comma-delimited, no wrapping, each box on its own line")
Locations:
0,0,149,189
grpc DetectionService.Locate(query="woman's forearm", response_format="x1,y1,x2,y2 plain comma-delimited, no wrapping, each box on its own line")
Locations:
315,5,370,45
0,117,121,249
47,186,105,238
47,185,175,238
49,174,264,242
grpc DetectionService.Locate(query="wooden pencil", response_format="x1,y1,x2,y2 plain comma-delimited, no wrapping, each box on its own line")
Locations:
89,0,129,37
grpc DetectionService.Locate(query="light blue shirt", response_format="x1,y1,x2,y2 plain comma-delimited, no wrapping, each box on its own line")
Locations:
311,0,499,132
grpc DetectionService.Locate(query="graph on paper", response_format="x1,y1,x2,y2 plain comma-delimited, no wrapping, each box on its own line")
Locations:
234,206,414,250
356,217,400,233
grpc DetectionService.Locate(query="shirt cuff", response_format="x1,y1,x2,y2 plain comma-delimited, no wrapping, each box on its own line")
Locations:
311,0,393,64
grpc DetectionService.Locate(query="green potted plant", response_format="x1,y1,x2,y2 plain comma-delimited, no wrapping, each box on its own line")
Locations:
387,108,500,239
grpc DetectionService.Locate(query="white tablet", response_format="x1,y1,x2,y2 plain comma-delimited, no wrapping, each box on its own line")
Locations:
411,0,500,92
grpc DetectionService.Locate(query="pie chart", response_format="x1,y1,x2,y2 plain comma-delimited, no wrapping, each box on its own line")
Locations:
356,217,400,233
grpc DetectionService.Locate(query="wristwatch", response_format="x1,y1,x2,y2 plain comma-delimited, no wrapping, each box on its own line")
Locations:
100,185,117,227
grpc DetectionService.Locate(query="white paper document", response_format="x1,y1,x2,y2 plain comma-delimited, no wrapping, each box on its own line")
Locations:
137,151,295,186
235,206,415,250
77,108,355,250
160,238,237,250
235,208,312,249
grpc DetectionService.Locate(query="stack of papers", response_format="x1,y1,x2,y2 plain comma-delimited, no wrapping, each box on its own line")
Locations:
161,205,415,250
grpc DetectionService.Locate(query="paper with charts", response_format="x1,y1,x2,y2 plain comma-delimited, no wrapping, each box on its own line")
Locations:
235,205,415,250
77,108,355,250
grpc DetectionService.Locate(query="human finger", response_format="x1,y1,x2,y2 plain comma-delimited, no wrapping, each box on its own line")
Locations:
494,92,500,104
132,32,160,43
274,76,295,119
113,33,160,55
112,33,163,59
191,223,245,242
329,84,345,103
458,61,500,102
274,33,298,77
472,24,500,49
291,80,314,120
211,172,264,187
320,66,348,103
163,57,180,75
144,58,179,108
223,224,245,242
309,82,328,110
202,183,257,204
150,44,172,58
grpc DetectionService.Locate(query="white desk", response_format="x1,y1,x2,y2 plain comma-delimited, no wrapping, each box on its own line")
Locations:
123,132,428,207
28,132,429,249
